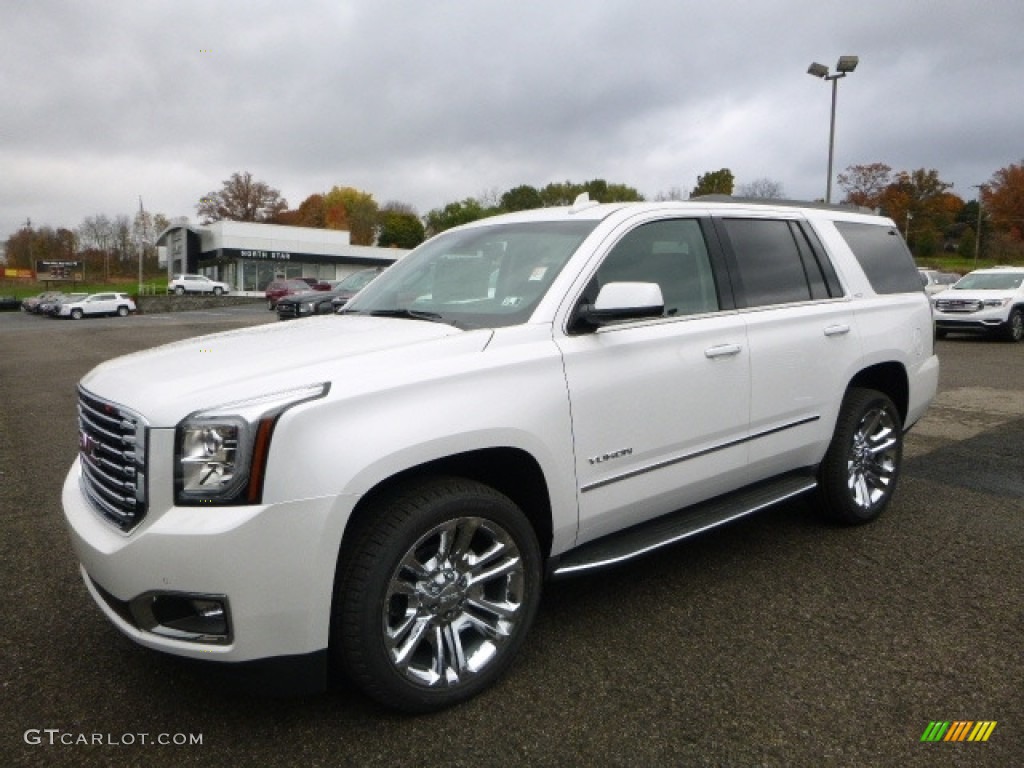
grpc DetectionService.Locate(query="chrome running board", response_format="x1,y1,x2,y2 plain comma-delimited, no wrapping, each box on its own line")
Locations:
551,471,817,577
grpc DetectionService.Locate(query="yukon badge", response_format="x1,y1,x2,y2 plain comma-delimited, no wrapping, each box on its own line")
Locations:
588,448,633,466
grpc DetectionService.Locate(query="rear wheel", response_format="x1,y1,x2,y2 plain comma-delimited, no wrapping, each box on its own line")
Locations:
334,477,542,713
174,286,185,295
817,388,903,525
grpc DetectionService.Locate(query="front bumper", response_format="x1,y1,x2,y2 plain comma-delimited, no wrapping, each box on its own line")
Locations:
934,307,1010,335
62,459,353,669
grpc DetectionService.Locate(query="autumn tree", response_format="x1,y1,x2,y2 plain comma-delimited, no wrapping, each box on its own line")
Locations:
4,222,73,269
877,169,960,257
982,161,1024,241
736,178,786,198
319,186,379,245
690,169,734,197
837,163,893,208
196,171,288,224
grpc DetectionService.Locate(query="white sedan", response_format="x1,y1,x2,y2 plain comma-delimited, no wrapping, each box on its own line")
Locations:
57,292,136,320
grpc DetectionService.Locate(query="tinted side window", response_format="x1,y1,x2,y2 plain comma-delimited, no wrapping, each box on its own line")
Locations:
833,221,922,294
720,219,811,307
593,219,719,317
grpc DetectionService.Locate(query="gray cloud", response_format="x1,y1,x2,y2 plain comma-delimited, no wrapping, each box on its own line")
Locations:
3,0,1022,239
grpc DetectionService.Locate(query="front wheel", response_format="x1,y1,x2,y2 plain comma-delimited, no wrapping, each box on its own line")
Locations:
213,287,223,296
70,308,84,320
1004,308,1023,342
333,477,542,713
817,388,903,525
116,305,129,317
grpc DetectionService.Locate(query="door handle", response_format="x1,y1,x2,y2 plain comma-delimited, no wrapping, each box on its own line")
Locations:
824,324,851,337
704,344,742,359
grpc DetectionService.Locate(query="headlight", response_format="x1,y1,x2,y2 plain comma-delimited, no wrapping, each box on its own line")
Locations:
300,302,316,313
175,382,329,505
982,298,1010,307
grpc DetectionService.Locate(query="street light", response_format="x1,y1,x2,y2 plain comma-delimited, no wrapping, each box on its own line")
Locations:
971,184,986,266
807,55,859,203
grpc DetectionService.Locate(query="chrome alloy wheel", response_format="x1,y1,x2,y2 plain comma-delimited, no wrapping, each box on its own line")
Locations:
846,405,899,510
383,516,526,688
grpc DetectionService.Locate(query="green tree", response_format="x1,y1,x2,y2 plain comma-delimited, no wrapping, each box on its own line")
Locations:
196,171,288,224
500,185,544,212
378,204,425,249
424,198,493,236
690,169,734,197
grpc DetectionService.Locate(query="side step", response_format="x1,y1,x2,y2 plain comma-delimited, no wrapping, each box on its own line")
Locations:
550,471,818,577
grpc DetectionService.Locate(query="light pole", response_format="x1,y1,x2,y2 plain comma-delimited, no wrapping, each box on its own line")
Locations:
807,55,859,204
971,184,986,266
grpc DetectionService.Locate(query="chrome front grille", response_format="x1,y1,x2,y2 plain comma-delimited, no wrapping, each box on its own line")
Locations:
935,298,982,313
78,387,148,531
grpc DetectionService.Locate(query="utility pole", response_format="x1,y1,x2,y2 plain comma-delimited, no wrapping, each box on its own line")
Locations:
137,197,148,294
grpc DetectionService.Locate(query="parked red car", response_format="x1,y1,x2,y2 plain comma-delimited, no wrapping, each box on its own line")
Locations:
264,279,316,310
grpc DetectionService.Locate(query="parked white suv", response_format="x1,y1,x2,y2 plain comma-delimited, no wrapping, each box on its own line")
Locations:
57,292,136,319
63,197,938,712
168,274,230,295
932,266,1024,341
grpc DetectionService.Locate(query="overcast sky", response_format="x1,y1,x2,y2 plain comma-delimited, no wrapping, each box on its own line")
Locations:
2,0,1022,240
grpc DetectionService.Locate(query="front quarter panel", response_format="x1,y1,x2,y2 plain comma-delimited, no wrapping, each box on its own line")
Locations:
260,324,580,556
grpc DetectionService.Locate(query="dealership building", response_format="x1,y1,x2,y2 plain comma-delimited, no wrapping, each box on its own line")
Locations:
156,220,410,293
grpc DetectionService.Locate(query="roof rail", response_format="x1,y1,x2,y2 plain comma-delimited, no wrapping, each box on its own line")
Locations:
690,194,874,214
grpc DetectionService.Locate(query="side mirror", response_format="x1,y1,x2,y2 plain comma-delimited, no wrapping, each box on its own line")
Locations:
573,282,664,331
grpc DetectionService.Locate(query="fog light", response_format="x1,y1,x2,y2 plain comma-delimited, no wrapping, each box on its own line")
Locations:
130,592,232,644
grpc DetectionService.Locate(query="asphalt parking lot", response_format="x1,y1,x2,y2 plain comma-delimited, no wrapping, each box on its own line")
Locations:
1,308,1021,767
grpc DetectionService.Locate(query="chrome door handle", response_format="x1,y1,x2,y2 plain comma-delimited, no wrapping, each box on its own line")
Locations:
704,344,742,358
824,324,851,337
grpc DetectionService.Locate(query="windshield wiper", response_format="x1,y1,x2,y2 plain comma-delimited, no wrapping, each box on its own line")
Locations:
364,308,446,323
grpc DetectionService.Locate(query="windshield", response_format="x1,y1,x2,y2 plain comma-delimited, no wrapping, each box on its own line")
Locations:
954,272,1024,291
336,268,381,292
342,220,598,329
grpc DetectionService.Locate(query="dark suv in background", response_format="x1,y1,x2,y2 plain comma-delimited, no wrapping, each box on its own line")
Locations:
276,267,386,320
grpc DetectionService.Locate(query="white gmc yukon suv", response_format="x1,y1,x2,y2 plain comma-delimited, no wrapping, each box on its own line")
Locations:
63,197,939,712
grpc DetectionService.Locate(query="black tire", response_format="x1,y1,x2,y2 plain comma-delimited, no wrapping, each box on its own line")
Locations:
935,329,947,340
174,286,185,295
116,305,129,317
817,388,903,525
267,300,275,311
333,476,542,713
213,287,223,296
1003,308,1023,342
70,308,84,320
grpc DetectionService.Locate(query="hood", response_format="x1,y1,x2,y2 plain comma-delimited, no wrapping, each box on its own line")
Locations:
81,315,490,425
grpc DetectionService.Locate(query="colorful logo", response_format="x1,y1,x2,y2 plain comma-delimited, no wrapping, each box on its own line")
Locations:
921,721,997,742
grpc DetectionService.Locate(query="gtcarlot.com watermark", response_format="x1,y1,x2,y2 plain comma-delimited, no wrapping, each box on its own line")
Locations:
24,729,203,747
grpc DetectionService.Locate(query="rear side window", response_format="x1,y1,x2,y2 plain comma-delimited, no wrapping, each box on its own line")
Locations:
719,219,816,307
833,221,922,294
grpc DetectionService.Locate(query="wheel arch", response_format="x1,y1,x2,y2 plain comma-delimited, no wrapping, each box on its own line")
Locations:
341,447,554,560
847,362,909,425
